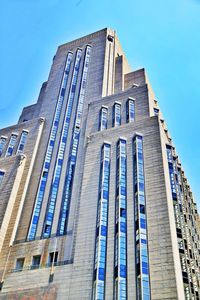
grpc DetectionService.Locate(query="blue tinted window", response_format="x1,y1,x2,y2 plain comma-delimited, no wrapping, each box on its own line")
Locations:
42,49,82,239
114,139,127,299
27,51,73,241
133,135,150,299
153,108,159,116
0,137,7,157
93,143,111,299
57,46,92,236
17,131,28,154
5,134,18,157
126,98,135,123
99,106,108,131
0,170,5,186
113,103,121,127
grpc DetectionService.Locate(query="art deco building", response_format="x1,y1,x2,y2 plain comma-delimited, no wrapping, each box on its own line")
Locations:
0,28,199,299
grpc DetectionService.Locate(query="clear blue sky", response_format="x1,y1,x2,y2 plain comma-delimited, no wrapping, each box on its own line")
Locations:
0,0,200,208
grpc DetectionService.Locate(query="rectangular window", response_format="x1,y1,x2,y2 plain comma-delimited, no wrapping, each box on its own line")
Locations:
126,98,135,123
133,135,150,300
99,106,108,131
0,136,7,157
15,257,25,271
114,139,127,300
48,251,58,264
166,145,177,199
113,102,121,127
57,45,92,237
0,170,5,186
93,143,111,300
42,48,83,239
31,255,41,269
27,51,73,241
166,145,195,293
17,130,28,154
5,134,18,157
153,108,159,116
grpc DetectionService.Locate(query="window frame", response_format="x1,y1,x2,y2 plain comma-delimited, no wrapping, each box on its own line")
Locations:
5,133,18,157
17,130,29,154
126,97,135,123
99,105,108,131
31,255,41,269
15,257,25,271
0,170,5,186
0,136,7,157
113,102,121,127
48,251,58,265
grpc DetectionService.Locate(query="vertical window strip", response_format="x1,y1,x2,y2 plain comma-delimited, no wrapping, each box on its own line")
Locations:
42,48,83,238
166,145,177,200
99,106,108,131
126,98,135,123
57,45,92,236
27,52,73,241
113,103,121,127
5,134,18,157
114,139,127,300
166,146,195,296
17,130,28,154
0,170,5,186
0,137,7,157
93,143,111,300
133,135,150,300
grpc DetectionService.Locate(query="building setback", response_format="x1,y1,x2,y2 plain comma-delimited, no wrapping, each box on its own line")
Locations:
0,28,199,299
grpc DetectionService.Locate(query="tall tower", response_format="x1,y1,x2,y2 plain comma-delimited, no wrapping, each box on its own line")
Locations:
0,28,199,299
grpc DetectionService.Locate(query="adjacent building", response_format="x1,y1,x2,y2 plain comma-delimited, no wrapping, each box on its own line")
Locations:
0,28,199,299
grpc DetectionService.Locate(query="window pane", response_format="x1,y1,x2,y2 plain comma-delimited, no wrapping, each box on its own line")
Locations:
16,258,25,270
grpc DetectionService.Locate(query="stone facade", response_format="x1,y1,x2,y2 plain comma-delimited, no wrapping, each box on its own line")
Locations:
0,28,199,299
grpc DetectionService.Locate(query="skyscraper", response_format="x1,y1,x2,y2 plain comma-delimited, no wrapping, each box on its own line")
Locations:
0,28,199,299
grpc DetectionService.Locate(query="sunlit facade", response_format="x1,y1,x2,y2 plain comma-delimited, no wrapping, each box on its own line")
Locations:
0,28,199,299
